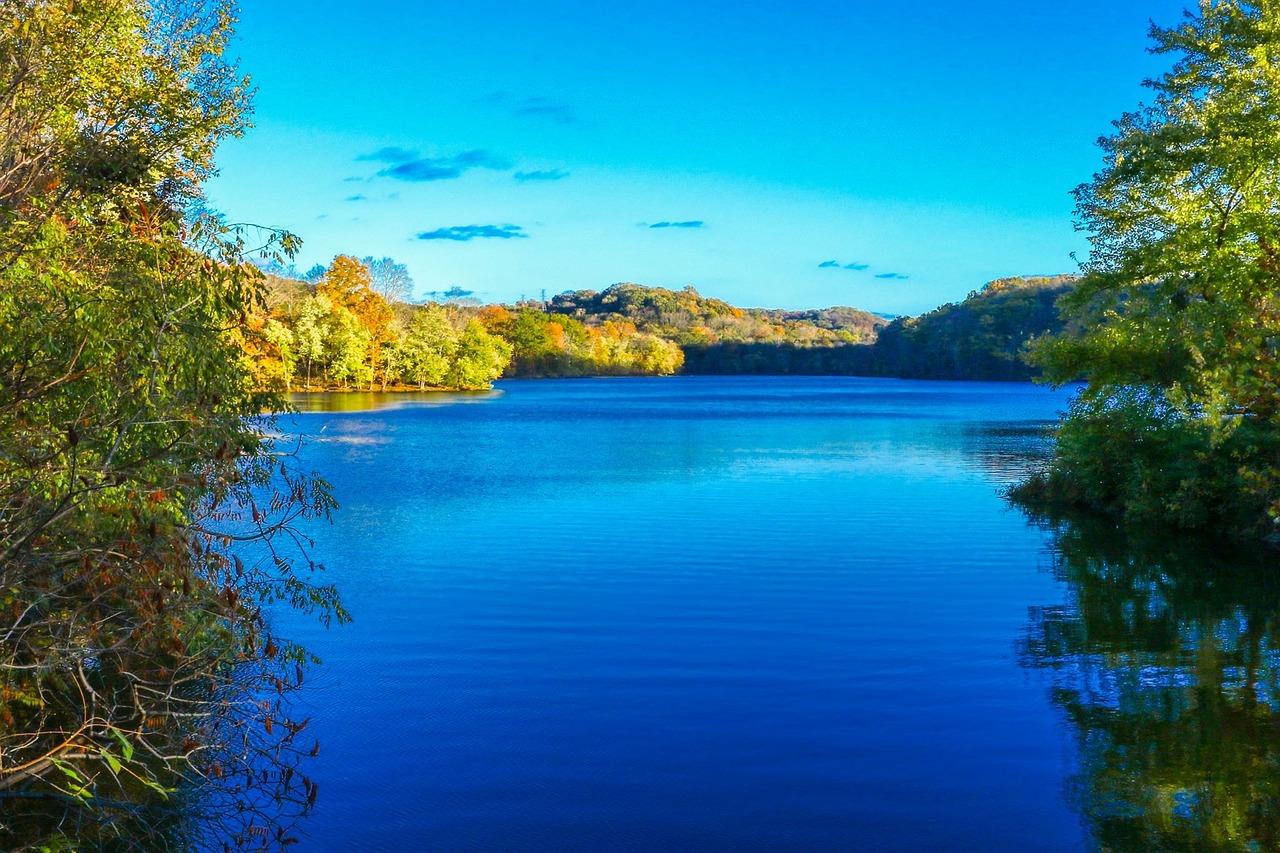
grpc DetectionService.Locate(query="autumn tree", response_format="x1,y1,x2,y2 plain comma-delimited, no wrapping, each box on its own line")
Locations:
0,1,345,849
1022,0,1280,536
241,317,297,391
317,255,395,389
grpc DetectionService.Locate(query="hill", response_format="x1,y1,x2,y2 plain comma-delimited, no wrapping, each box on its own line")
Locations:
677,276,1078,380
867,275,1078,380
548,283,886,346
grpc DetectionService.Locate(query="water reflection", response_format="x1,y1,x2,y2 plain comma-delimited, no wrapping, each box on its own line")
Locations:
958,421,1057,482
1020,513,1280,851
288,390,499,412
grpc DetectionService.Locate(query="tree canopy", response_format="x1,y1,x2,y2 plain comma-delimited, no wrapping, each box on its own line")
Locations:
1022,0,1280,536
360,256,415,304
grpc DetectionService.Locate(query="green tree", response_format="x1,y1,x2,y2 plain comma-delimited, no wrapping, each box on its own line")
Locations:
446,319,513,389
322,303,372,389
399,304,459,389
870,276,1075,381
0,1,345,848
257,317,297,391
1024,1,1280,535
293,295,329,388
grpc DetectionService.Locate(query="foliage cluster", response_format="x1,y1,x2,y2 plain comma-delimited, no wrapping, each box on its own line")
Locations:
245,258,512,391
0,1,344,848
1019,0,1280,537
476,304,683,378
242,273,1080,385
543,282,892,378
245,275,689,385
674,276,1074,378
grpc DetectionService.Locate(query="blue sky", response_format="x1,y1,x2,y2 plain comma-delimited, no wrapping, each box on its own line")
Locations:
207,0,1188,314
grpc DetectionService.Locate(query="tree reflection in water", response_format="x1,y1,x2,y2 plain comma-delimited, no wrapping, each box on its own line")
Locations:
1020,513,1280,852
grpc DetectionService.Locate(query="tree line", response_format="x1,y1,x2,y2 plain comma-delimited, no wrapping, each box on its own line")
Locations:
676,276,1076,380
243,271,1079,388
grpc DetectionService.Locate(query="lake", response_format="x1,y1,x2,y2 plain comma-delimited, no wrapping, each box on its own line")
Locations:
271,376,1280,851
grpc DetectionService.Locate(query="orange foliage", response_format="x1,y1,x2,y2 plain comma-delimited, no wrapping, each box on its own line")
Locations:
317,256,396,387
547,321,567,351
476,304,513,329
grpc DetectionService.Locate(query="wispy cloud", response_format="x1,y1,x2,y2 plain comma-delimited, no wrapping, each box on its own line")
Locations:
361,148,512,183
646,220,705,229
514,169,570,182
384,161,462,181
818,260,840,268
453,150,510,168
346,192,401,203
416,224,528,242
875,272,909,280
357,146,418,164
486,92,580,125
513,97,578,124
819,259,871,271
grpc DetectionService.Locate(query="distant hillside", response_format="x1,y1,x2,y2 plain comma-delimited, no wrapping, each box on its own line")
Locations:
678,275,1078,380
867,275,1078,380
549,283,886,347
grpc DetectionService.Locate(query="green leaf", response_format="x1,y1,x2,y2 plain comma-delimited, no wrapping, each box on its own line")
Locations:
110,727,134,763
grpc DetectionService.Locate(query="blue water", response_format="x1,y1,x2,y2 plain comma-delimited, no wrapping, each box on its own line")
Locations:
276,376,1085,850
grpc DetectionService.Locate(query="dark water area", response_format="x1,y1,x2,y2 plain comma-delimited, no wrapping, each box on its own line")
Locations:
270,377,1280,851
